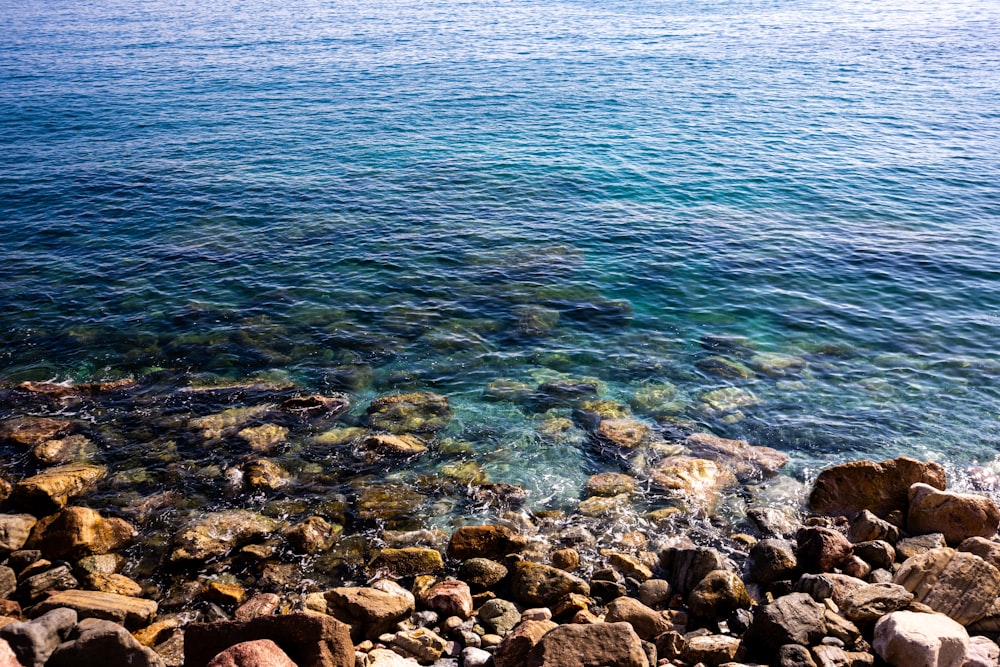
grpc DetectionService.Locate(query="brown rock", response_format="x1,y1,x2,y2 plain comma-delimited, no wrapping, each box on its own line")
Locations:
280,394,349,418
594,419,652,450
687,569,753,621
206,639,296,667
237,424,289,454
607,552,653,581
525,622,648,667
392,627,448,664
0,417,73,447
648,456,738,508
796,526,853,573
362,433,428,456
354,483,425,523
285,516,341,554
447,525,528,560
893,547,1000,625
848,510,900,544
584,473,637,497
0,514,38,555
324,582,415,641
183,612,353,667
744,592,827,657
684,432,789,479
957,536,1000,570
682,635,741,666
31,590,157,629
423,580,473,619
32,435,97,466
17,564,78,601
549,549,579,572
366,392,452,434
808,457,946,518
368,547,443,577
907,483,1000,544
170,510,279,562
841,583,914,624
14,464,107,512
659,546,729,596
510,561,590,607
604,596,673,640
458,558,509,590
242,459,287,491
494,619,559,667
27,506,135,560
234,593,280,621
83,572,144,597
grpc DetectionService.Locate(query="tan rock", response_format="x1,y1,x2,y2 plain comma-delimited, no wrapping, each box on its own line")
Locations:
83,572,143,597
604,596,673,640
648,456,737,508
32,435,97,466
525,622,649,667
894,547,1000,625
423,580,473,619
873,611,968,667
907,483,1000,544
392,627,448,664
684,432,788,479
584,472,637,497
957,536,1000,570
324,582,415,641
809,457,946,518
606,552,653,581
170,510,279,562
510,561,589,607
14,464,107,512
28,506,135,560
363,433,428,456
189,404,274,440
577,494,629,517
682,635,741,665
447,525,528,560
31,589,157,629
594,419,652,450
494,619,558,667
0,513,37,554
366,392,452,434
237,424,288,453
285,515,341,554
0,416,73,447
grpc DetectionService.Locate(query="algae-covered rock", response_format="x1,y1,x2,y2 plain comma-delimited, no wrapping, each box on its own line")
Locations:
355,483,425,522
243,459,288,491
189,404,275,440
368,547,444,577
15,464,108,512
285,516,341,554
749,352,806,376
438,461,488,486
279,394,349,418
513,304,560,337
577,494,630,517
532,380,600,410
237,424,289,453
698,387,760,415
313,426,366,447
170,510,280,562
366,392,452,434
696,356,756,380
483,379,534,403
629,382,686,418
685,432,788,480
510,561,590,607
573,400,631,430
585,472,638,497
363,432,428,456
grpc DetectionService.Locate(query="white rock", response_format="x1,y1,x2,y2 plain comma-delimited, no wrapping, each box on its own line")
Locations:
520,608,552,621
462,646,493,667
874,611,969,667
963,636,1000,667
365,648,420,667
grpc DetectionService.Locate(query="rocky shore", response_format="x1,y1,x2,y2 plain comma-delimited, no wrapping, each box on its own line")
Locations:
0,378,999,667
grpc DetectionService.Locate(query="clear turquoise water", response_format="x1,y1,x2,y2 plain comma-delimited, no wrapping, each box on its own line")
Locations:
3,0,1000,509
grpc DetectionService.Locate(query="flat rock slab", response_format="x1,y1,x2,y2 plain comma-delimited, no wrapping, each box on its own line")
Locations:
184,613,353,667
31,590,157,630
894,547,1000,626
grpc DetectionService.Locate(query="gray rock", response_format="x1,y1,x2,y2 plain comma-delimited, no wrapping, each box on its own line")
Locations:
462,646,493,667
659,546,729,596
0,607,78,667
0,566,15,599
745,593,827,658
896,533,946,560
478,599,521,636
842,583,914,624
778,644,817,667
748,538,798,585
852,541,895,570
47,618,164,667
17,564,79,602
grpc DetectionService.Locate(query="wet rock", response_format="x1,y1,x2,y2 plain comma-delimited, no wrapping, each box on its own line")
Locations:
363,433,428,457
638,579,672,608
0,514,38,554
28,506,135,560
696,356,755,379
965,636,1000,667
0,607,77,667
483,380,535,403
749,352,806,376
366,393,452,434
368,547,444,577
285,515,341,554
32,435,98,466
577,494,628,517
356,483,425,523
0,417,73,447
494,619,558,667
17,564,78,601
532,381,599,411
459,558,508,591
842,583,914,624
478,599,521,636
190,405,275,440
513,305,560,337
896,533,947,560
797,526,853,573
698,387,760,415
170,511,279,562
748,507,800,538
573,400,631,429
808,457,946,518
629,382,685,418
873,611,968,667
687,569,752,622
31,590,157,629
684,432,788,479
242,459,287,490
324,582,415,641
237,424,289,453
584,472,637,497
848,510,900,544
14,464,107,513
893,547,1000,625
313,426,366,447
648,456,738,508
423,580,472,620
594,419,652,450
604,596,673,640
907,483,1000,545
659,546,729,597
234,593,280,621
447,525,528,560
280,394,349,418
749,538,799,585
82,572,144,597
744,593,827,657
510,561,589,607
682,634,741,665
525,622,648,667
183,612,354,667
47,618,165,667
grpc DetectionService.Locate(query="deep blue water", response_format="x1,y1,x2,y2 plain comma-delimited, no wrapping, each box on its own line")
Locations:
3,0,1000,509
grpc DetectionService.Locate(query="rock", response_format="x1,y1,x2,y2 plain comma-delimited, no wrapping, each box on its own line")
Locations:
957,537,1000,570
513,305,560,337
797,527,853,573
392,627,448,664
965,636,1000,667
368,547,443,577
0,639,19,667
577,494,628,517
584,473,637,497
462,647,493,667
494,619,558,667
696,356,756,379
873,611,968,667
607,552,653,581
363,433,428,457
525,622,649,667
242,459,287,490
893,547,1000,625
842,583,914,624
483,380,535,403
324,583,415,641
32,435,97,466
698,386,760,415
825,609,863,648
170,510,279,562
687,569,753,622
573,400,631,429
594,419,652,450
550,548,580,571
0,567,13,599
447,526,527,560
27,506,135,560
205,639,295,667
510,562,589,607
848,510,900,544
14,464,107,512
744,593,827,657
76,553,125,576
629,382,685,418
659,546,729,596
604,596,673,640
459,558,508,591
280,394,349,418
132,619,181,648
0,607,77,667
779,644,818,667
648,456,738,508
313,426,366,447
237,424,289,453
183,612,354,667
366,393,452,434
907,483,1000,545
83,572,144,597
638,579,672,608
0,417,73,447
749,352,806,376
809,457,946,518
853,540,895,570
0,514,38,554
31,590,157,629
684,432,789,479
682,635,741,665
285,516,341,554
794,573,867,608
532,381,599,411
355,483,425,523
897,533,947,560
364,648,418,667
423,580,472,620
478,599,521,636
47,618,165,667
748,506,800,538
748,538,799,585
811,645,874,667
17,564,79,601
189,405,274,440
234,593,280,621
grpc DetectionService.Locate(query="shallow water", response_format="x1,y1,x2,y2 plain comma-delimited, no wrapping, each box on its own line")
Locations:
2,0,1000,524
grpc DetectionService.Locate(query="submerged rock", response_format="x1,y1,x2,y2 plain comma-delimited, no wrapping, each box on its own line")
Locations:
170,510,280,562
594,418,653,451
237,424,288,454
366,393,452,434
190,405,274,440
355,483,426,523
15,464,108,513
629,382,685,418
0,417,74,447
696,356,756,379
648,456,738,508
32,435,98,466
368,547,444,577
684,432,788,480
585,472,637,497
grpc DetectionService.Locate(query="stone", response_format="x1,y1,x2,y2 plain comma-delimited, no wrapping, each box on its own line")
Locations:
0,608,77,667
852,540,895,570
577,494,628,517
27,506,135,560
604,596,673,640
324,583,415,640
748,506,800,538
698,386,760,414
14,464,107,512
17,564,79,601
684,432,789,479
368,547,444,577
363,433,428,457
205,639,295,667
749,538,799,585
965,636,1000,667
237,424,289,453
170,510,279,562
825,609,863,648
355,484,425,522
510,562,589,607
0,514,37,554
76,553,125,575
873,611,968,667
549,549,579,571
794,573,867,608
0,639,18,667
744,593,827,657
479,598,521,636
0,567,13,599
525,622,649,667
797,526,853,573
749,352,807,376
364,648,418,667
659,546,729,596
313,426,366,447
638,579,672,608
893,547,1000,625
423,580,472,620
483,380,534,403
809,457,946,518
183,613,353,667
957,536,1000,570
189,405,274,440
533,381,599,411
242,459,287,490
607,552,653,581
32,435,97,466
584,473,637,497
280,394,349,418
811,645,874,667
648,456,738,508
448,526,527,560
392,627,448,664
907,483,1000,545
366,393,452,434
682,635,741,665
31,590,157,629
459,558,508,590
285,515,341,554
687,569,753,622
696,356,756,379
0,417,73,447
842,583,914,624
594,419,652,450
83,572,144,597
848,510,900,544
462,647,493,667
494,619,558,667
779,644,818,667
132,619,181,648
897,533,947,560
47,618,164,667
234,593,281,621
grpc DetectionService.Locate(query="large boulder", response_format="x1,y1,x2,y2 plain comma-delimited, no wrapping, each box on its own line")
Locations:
907,483,1000,545
366,393,452,434
841,583,914,624
46,618,164,667
748,538,798,585
367,547,443,577
526,622,649,667
687,569,753,622
893,547,1000,625
510,561,590,607
170,510,280,562
27,507,135,560
873,611,968,667
14,464,107,513
594,419,652,450
809,457,946,518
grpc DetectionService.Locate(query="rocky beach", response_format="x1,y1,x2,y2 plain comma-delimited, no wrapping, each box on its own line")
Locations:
0,376,998,667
